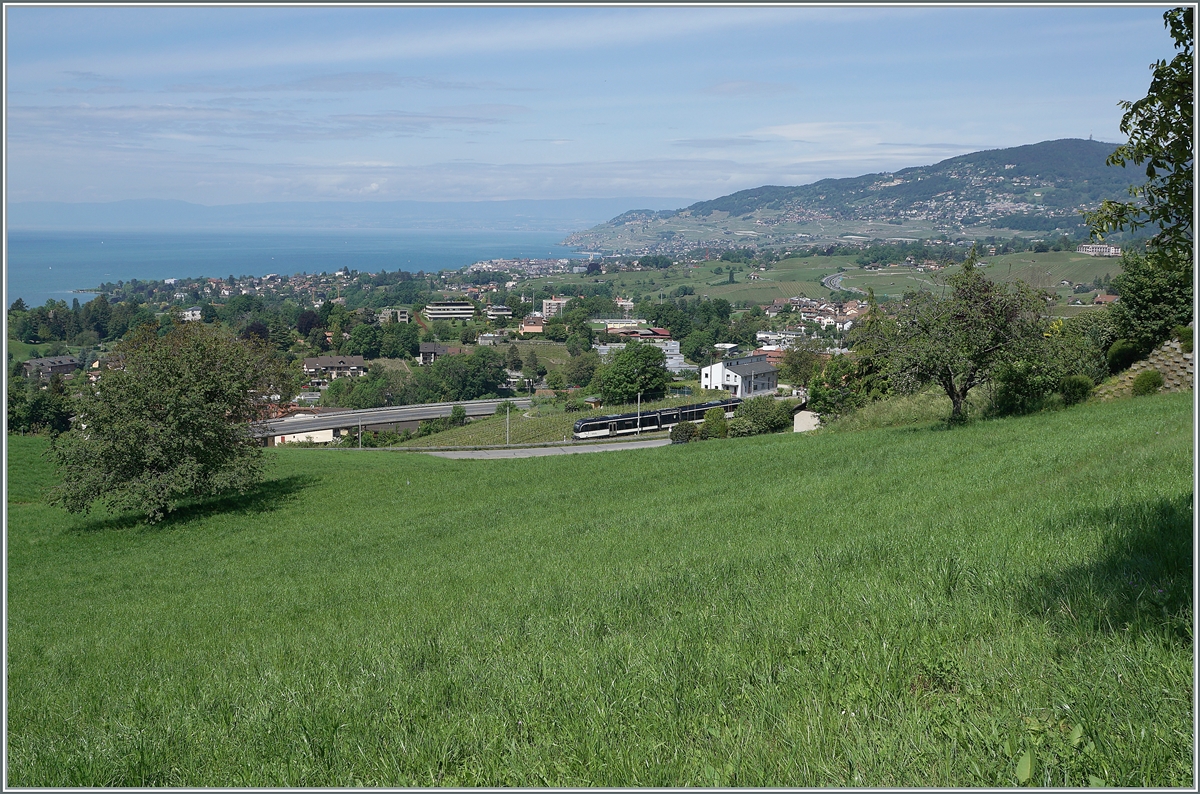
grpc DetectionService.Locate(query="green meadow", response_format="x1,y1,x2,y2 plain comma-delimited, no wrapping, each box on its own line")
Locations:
6,392,1193,786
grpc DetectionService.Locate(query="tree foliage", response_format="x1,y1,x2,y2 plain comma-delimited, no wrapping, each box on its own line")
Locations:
873,251,1046,422
598,341,669,405
1108,250,1194,351
1085,7,1193,269
47,323,296,523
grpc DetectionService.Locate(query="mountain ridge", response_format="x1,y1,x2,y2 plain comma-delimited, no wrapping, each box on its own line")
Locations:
564,139,1136,254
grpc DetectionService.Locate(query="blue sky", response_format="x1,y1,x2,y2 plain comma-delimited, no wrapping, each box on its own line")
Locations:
4,5,1180,206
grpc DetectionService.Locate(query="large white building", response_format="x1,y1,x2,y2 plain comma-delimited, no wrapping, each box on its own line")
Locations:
700,354,778,398
1077,243,1122,257
542,297,570,318
424,301,476,321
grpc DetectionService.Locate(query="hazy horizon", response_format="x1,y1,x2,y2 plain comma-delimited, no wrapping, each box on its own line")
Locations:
6,6,1173,206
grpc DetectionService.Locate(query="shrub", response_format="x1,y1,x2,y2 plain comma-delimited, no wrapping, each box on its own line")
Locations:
1132,369,1164,396
669,420,698,444
990,359,1057,417
1172,324,1194,354
700,406,727,439
733,395,792,435
1106,339,1142,373
1058,374,1094,407
727,418,756,437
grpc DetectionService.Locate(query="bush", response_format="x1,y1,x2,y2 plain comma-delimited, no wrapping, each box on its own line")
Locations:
727,418,756,437
989,359,1057,417
1059,374,1094,407
1172,324,1193,354
733,395,793,435
1107,339,1142,373
699,406,727,439
669,420,698,444
1132,369,1164,396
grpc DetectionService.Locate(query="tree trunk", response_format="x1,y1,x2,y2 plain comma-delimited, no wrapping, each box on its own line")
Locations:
948,389,968,424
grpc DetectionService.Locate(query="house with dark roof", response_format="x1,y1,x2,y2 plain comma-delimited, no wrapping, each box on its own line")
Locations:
699,354,778,397
418,343,462,365
302,355,367,389
23,355,80,381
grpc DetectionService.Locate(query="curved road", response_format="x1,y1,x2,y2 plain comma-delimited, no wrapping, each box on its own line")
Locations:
424,438,672,459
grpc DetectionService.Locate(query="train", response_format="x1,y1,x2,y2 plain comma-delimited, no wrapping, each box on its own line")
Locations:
572,397,742,440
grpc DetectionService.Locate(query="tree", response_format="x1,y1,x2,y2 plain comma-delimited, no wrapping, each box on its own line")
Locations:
564,349,600,387
296,309,321,336
47,323,296,523
1085,8,1193,270
878,251,1046,423
1108,250,1193,350
344,324,382,358
779,342,819,386
505,344,523,372
598,341,669,405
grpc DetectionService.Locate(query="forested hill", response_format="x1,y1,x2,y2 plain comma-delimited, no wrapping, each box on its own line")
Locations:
564,139,1138,254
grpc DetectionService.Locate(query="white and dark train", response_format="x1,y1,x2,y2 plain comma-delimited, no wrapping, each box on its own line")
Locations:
572,398,742,440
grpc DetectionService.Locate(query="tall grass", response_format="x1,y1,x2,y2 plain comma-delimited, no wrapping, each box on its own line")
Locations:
6,393,1193,786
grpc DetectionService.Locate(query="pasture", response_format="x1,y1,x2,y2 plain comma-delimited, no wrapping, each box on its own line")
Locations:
6,392,1192,786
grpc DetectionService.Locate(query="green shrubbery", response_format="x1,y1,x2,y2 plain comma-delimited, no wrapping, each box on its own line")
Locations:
698,406,727,439
1107,339,1142,374
1058,374,1094,406
668,420,699,444
1172,324,1193,353
1132,369,1164,396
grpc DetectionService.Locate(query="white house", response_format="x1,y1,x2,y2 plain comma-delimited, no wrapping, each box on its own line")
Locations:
700,354,778,398
182,306,203,322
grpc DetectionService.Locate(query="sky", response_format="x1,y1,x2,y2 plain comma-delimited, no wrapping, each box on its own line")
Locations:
3,4,1182,206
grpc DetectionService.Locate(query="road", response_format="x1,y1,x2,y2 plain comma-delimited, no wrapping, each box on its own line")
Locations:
256,397,532,437
423,438,672,459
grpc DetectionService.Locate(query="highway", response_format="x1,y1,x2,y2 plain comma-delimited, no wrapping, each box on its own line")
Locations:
255,397,532,438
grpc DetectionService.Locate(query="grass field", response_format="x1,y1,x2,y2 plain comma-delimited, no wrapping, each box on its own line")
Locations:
6,393,1193,786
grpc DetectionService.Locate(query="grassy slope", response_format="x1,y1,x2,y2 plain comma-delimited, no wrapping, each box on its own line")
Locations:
6,393,1193,786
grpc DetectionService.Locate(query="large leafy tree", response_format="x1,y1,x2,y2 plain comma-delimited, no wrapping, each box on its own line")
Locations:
598,341,670,405
48,322,296,523
1085,7,1193,269
876,251,1046,423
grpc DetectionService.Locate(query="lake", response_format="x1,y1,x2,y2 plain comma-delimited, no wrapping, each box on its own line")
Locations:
6,229,585,309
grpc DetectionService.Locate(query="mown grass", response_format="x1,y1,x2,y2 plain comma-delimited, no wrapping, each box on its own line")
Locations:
6,393,1193,786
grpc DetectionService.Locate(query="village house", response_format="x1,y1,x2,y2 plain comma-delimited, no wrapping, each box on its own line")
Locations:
418,343,463,365
700,354,779,398
302,356,367,389
23,355,80,381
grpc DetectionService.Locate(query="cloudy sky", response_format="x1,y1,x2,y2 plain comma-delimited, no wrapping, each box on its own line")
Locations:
4,5,1179,206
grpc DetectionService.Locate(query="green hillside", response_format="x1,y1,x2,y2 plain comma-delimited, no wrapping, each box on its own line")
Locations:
6,393,1192,786
565,139,1139,254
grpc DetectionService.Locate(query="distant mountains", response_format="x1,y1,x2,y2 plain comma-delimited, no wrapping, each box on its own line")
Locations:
564,139,1137,254
6,197,696,233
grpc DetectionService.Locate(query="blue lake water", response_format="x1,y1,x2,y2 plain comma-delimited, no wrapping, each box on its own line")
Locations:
5,229,585,309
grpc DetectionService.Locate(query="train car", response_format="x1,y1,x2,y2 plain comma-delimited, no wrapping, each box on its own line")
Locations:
572,398,740,440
